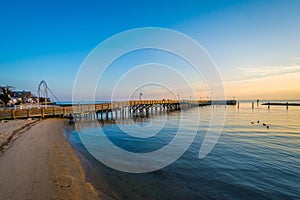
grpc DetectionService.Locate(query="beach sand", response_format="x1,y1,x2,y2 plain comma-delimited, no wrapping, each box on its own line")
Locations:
0,118,105,200
0,119,39,152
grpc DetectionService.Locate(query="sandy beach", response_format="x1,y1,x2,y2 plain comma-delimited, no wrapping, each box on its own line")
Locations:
0,119,39,152
0,119,103,200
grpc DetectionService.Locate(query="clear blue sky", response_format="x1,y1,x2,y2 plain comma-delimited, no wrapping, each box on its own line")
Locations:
1,0,300,101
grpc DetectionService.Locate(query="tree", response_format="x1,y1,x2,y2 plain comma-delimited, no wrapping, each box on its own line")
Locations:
0,85,13,106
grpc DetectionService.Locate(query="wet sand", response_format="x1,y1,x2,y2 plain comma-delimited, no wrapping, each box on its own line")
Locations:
0,119,104,200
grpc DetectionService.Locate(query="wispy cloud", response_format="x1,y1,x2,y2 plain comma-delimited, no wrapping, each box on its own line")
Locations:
222,64,300,99
241,65,300,75
226,65,300,84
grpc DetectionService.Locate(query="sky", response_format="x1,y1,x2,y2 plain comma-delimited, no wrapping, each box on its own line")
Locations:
0,0,300,101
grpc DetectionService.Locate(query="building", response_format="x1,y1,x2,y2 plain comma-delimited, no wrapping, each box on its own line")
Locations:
11,90,34,104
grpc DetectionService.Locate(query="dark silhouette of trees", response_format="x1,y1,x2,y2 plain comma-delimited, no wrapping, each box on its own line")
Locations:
0,85,13,106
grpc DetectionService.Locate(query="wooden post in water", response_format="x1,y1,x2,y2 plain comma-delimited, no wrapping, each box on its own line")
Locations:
80,104,83,116
252,102,254,109
237,102,240,109
121,103,123,119
286,102,289,110
124,104,127,118
123,106,126,119
268,102,270,110
129,102,131,116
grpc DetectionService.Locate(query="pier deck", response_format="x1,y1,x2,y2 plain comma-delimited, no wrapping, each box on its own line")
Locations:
0,99,236,120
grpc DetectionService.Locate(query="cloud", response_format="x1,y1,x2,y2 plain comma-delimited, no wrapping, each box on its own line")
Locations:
221,64,300,99
226,65,300,84
241,65,300,75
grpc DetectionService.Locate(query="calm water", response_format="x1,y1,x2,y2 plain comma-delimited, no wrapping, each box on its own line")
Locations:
64,101,300,199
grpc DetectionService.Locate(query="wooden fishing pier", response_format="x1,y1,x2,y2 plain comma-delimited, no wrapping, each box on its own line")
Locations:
262,102,300,110
0,99,236,120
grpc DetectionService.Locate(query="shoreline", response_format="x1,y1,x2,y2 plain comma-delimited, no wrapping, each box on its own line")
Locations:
0,118,102,199
63,124,120,200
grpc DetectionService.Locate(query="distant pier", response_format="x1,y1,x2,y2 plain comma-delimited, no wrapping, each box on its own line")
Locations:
262,102,300,110
262,102,300,106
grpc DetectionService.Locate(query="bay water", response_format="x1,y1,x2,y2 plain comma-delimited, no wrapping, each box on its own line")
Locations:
64,101,300,199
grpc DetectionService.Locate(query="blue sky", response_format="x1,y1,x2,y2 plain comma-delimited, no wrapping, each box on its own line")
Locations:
1,0,300,101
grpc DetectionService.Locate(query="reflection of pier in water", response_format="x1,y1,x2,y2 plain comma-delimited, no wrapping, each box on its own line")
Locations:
97,116,153,127
96,106,175,126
